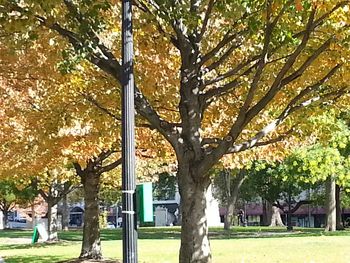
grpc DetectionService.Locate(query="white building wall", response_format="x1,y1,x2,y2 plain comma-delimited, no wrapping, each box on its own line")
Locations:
206,185,221,227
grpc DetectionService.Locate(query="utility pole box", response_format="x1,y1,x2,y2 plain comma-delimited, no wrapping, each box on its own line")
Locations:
136,183,153,223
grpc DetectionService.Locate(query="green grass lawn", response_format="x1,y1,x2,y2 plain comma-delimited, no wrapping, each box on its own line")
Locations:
1,227,350,262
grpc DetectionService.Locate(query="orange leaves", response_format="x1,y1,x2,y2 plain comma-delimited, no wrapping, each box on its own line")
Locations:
295,0,303,11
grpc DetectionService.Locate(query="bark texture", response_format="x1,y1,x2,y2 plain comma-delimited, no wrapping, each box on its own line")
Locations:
3,210,9,228
335,184,344,230
325,176,336,232
79,171,102,259
47,201,58,240
178,165,212,263
224,171,245,230
73,153,121,260
269,205,285,227
262,200,272,226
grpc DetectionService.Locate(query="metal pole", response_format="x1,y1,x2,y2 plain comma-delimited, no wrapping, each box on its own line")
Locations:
122,0,137,262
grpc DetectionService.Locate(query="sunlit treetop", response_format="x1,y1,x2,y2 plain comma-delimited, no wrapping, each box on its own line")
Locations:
1,0,350,176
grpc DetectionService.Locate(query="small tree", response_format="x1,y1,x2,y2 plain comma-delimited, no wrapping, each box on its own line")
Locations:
0,180,38,228
153,172,177,201
242,160,311,229
286,145,350,231
212,168,246,230
34,172,76,240
0,181,16,228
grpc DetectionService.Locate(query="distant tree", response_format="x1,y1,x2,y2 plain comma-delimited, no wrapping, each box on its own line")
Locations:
213,168,246,230
0,180,38,228
153,172,177,201
33,172,76,240
242,160,311,229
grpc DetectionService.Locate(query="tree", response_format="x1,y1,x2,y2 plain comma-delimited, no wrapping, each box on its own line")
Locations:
284,109,350,231
73,152,121,259
212,168,246,230
33,171,76,240
0,181,17,228
0,37,120,258
241,160,311,229
0,21,169,258
0,180,38,228
2,1,350,261
153,172,177,201
286,145,350,231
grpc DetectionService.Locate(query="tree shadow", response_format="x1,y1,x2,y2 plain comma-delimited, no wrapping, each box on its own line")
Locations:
57,258,121,263
58,228,181,241
0,229,33,238
3,254,68,263
0,241,73,250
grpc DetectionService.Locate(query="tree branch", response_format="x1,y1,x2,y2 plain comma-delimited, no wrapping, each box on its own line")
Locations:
98,158,122,174
243,8,317,125
81,93,121,121
201,57,258,88
94,149,117,165
227,126,293,154
33,12,180,147
293,1,349,39
205,39,245,72
38,189,48,202
197,0,216,41
73,162,84,177
280,37,333,86
201,28,248,66
224,64,343,155
200,63,256,109
290,200,312,214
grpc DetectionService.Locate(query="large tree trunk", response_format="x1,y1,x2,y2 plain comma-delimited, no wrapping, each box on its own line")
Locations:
50,204,58,240
178,165,212,263
335,184,344,230
224,202,235,230
79,171,102,259
269,205,285,227
31,202,36,229
286,191,293,231
1,202,11,228
62,193,69,231
325,176,336,231
47,200,58,240
224,170,245,230
286,209,292,231
3,209,9,229
47,201,52,237
262,199,272,226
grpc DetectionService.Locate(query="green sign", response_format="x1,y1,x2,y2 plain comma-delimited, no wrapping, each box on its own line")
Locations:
136,182,154,223
31,226,39,244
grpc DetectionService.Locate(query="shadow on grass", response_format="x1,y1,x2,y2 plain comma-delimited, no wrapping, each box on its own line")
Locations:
209,227,350,240
0,229,33,239
3,227,350,243
58,227,350,242
0,241,74,251
4,254,68,263
57,258,121,263
58,228,182,241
